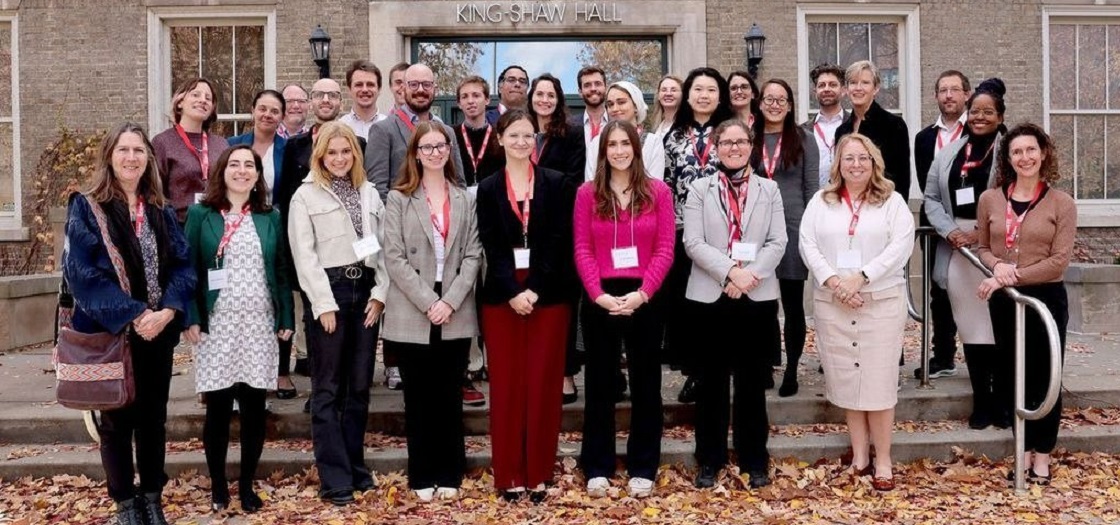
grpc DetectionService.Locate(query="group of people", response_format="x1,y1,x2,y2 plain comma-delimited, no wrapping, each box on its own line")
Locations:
60,55,1073,525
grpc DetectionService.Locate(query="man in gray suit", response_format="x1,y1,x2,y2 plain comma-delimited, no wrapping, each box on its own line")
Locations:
365,63,465,201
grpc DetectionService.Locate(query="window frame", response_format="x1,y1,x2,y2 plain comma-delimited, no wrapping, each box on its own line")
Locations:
146,7,276,137
0,13,22,239
1043,7,1120,226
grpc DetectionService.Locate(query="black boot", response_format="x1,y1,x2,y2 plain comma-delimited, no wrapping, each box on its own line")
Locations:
141,492,169,525
239,481,263,513
778,368,799,397
113,497,145,525
963,345,994,430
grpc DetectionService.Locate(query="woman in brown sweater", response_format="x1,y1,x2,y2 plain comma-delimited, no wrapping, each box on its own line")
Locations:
976,123,1075,485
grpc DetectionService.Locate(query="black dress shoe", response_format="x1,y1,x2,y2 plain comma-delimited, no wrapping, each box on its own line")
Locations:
276,384,297,400
694,464,718,488
678,377,699,404
113,497,145,525
141,492,170,525
210,484,230,513
778,372,799,397
293,357,310,376
322,489,355,506
992,409,1013,429
748,470,771,488
528,489,548,504
240,490,263,513
562,384,579,405
499,489,524,502
968,410,992,430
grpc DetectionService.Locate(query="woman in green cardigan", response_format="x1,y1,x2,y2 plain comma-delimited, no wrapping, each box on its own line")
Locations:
183,144,294,513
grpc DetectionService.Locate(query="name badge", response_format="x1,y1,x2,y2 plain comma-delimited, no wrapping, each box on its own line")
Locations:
611,247,639,269
195,193,205,204
208,268,229,291
837,249,862,270
352,236,381,259
731,242,758,262
955,187,976,206
514,248,531,269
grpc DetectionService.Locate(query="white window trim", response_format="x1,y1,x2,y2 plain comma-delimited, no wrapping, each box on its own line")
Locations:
146,7,276,136
1043,6,1120,226
0,13,22,238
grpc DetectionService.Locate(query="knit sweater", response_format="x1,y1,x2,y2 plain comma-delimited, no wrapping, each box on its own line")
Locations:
152,127,230,223
976,184,1076,285
572,180,676,300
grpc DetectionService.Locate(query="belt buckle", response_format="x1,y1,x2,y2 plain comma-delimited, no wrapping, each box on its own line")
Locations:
344,266,362,280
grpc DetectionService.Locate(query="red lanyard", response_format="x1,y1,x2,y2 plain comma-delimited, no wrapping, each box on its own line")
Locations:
1004,182,1044,250
531,136,549,165
395,109,416,132
131,197,145,236
461,124,492,173
936,122,965,152
174,124,210,180
813,122,834,153
505,168,534,243
215,204,251,262
690,127,713,166
840,187,865,238
719,174,749,253
424,182,451,241
960,141,994,183
761,136,783,179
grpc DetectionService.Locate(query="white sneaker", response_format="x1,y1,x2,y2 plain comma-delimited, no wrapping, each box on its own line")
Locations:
386,367,403,390
436,487,459,500
414,487,435,502
586,476,609,497
628,477,654,498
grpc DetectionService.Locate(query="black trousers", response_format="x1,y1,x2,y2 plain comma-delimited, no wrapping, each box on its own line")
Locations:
962,343,997,415
988,282,1068,453
663,231,694,374
392,329,469,489
693,295,773,472
308,268,378,496
924,241,959,366
769,279,806,371
99,328,177,502
580,278,664,480
203,383,267,495
564,296,583,377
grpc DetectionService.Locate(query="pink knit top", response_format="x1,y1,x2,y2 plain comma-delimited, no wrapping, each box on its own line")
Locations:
573,179,676,300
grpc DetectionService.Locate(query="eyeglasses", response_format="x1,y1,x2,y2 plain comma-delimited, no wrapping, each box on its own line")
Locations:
502,77,529,86
729,85,753,94
937,87,965,96
717,139,751,149
407,81,435,92
968,108,999,118
418,143,451,155
841,155,873,165
761,97,789,107
309,91,341,101
285,98,309,105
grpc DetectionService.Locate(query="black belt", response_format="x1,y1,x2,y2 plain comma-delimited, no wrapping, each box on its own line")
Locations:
325,264,370,280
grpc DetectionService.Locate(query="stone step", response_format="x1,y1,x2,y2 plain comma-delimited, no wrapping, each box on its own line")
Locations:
2,423,1118,481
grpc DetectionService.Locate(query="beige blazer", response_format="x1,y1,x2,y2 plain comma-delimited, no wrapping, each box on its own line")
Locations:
381,183,482,344
288,175,390,319
683,173,787,303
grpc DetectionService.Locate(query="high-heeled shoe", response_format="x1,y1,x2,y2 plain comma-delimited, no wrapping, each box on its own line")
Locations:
1028,468,1052,486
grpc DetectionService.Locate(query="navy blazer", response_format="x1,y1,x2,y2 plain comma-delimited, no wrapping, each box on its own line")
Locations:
63,194,195,335
227,131,286,205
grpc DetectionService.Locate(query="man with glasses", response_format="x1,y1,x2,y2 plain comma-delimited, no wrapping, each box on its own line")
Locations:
486,65,529,125
340,60,387,140
800,64,848,188
913,70,972,380
279,84,312,139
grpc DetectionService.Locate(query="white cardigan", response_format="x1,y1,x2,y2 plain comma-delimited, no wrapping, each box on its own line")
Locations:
799,190,914,291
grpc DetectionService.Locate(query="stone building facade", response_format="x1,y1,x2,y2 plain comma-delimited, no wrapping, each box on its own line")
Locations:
1,0,1118,272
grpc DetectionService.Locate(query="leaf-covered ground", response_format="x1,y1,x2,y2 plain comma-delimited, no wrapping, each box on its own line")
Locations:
2,447,1120,524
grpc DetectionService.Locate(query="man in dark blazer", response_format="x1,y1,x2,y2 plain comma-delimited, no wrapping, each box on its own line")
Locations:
912,70,971,379
365,63,464,201
485,65,529,125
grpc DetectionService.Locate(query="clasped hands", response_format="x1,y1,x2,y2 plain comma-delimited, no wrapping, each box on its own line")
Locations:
134,308,174,341
977,261,1019,301
509,289,539,316
722,266,760,300
826,274,866,309
594,290,648,316
946,227,979,249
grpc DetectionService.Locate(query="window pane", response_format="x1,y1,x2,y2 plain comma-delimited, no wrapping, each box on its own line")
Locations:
0,123,12,215
807,23,838,113
871,23,900,110
0,24,11,116
1050,114,1075,196
1078,25,1107,110
575,40,664,90
211,119,237,138
1049,24,1076,110
1076,115,1105,199
1110,26,1120,110
417,42,488,96
837,23,870,68
235,26,264,116
1109,115,1120,199
170,27,200,98
201,26,234,116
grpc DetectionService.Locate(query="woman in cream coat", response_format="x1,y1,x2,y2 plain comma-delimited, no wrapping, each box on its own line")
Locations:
800,133,914,491
382,122,483,502
683,119,786,490
287,121,389,506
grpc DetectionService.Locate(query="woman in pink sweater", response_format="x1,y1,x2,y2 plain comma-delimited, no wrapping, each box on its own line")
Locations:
573,120,675,498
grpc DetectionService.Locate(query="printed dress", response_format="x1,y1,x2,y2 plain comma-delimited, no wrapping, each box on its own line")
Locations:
194,216,279,393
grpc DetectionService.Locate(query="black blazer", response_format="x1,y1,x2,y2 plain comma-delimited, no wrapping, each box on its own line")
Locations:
475,166,577,305
835,101,911,200
914,123,969,226
535,124,586,187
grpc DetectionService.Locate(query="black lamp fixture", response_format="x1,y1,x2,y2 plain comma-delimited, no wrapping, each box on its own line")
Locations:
744,23,766,79
309,25,332,79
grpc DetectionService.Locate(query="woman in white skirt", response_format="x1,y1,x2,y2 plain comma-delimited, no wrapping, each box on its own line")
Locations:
923,78,1008,430
800,133,914,491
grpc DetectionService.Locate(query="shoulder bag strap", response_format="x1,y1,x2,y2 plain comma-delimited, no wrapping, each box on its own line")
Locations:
84,195,132,296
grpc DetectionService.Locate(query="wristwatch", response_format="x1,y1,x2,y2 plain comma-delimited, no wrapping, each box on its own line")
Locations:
860,270,870,284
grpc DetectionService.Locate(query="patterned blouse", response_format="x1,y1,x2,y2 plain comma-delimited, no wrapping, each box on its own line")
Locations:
664,121,721,228
329,177,364,237
134,207,162,308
